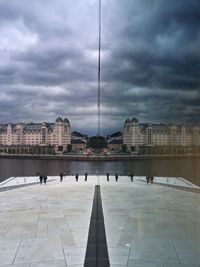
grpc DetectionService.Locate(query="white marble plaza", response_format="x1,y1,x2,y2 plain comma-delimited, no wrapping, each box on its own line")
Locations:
1,175,199,189
0,175,200,266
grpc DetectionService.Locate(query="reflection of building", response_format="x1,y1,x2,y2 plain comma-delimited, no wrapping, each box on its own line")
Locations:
123,117,200,150
0,117,71,151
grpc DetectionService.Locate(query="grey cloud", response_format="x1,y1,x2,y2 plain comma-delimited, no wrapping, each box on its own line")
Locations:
103,0,200,86
0,0,199,134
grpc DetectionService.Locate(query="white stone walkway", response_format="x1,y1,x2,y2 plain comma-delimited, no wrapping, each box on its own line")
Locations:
0,176,200,266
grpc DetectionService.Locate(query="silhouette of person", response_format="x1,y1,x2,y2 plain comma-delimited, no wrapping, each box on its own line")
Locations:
115,173,118,182
130,173,134,182
75,173,79,182
150,175,154,184
44,175,47,185
60,173,63,182
106,172,110,181
146,175,150,185
39,174,43,185
84,172,88,181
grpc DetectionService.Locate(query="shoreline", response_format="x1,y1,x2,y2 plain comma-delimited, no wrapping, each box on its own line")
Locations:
0,153,200,161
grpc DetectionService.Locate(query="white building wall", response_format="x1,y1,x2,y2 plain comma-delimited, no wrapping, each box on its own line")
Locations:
0,118,71,149
123,121,132,149
123,118,200,148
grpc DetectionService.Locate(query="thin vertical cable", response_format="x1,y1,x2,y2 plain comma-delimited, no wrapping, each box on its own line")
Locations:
97,0,101,136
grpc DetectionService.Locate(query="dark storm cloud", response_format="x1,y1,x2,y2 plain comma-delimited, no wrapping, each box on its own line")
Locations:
0,0,199,134
103,1,200,92
100,0,200,128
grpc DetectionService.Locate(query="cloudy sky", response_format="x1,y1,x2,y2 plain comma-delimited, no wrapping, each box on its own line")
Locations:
0,0,200,135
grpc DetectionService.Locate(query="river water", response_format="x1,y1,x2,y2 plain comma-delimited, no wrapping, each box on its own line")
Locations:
1,157,200,186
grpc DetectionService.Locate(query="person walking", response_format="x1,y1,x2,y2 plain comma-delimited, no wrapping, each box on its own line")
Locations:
39,174,43,185
44,175,47,185
75,173,79,182
146,175,150,185
60,173,63,182
115,173,118,182
150,175,154,184
84,172,88,181
130,173,134,182
106,172,110,181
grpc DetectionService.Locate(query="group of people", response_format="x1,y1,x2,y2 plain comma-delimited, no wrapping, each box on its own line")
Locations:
59,172,87,182
107,172,134,182
106,173,118,182
40,172,154,184
146,175,154,184
72,172,151,183
39,174,48,185
75,172,88,182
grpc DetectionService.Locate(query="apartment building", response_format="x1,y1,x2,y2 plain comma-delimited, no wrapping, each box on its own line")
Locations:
0,117,71,150
123,117,200,150
107,132,123,152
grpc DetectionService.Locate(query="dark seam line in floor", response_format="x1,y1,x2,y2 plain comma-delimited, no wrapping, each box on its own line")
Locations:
84,185,110,267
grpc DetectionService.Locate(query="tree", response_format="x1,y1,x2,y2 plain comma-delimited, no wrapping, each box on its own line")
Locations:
58,145,63,152
87,136,107,149
121,144,127,153
131,146,135,152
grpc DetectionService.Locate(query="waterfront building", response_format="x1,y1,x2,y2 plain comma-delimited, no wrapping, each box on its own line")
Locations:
0,117,71,151
71,131,88,143
123,117,200,150
107,139,123,152
71,139,87,152
106,132,123,152
70,131,88,152
107,131,123,142
107,132,123,152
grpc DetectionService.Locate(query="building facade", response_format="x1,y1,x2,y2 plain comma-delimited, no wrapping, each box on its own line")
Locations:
70,131,88,152
0,117,71,151
71,139,87,152
123,117,200,150
107,132,123,152
107,139,123,152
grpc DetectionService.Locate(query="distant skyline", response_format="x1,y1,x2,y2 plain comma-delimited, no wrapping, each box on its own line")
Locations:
0,0,200,135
